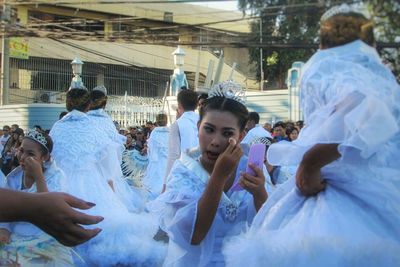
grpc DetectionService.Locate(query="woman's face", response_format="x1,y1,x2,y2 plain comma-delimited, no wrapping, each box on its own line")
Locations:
126,134,133,145
18,134,24,143
136,132,144,141
12,132,19,141
289,129,299,141
198,110,244,170
17,138,48,171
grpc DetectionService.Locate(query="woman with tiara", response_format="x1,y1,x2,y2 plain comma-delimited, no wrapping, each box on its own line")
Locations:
0,130,75,266
50,85,166,266
150,81,270,266
224,4,400,267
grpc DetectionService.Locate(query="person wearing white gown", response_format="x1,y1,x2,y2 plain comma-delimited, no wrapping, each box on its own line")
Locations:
151,81,269,266
223,5,400,267
50,86,166,266
143,113,169,199
0,130,74,266
87,85,145,213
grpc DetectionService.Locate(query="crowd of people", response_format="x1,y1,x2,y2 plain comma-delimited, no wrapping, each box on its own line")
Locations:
0,5,399,267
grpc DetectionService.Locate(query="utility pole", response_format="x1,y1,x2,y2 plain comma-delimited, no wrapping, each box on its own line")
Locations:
259,17,264,91
1,2,10,105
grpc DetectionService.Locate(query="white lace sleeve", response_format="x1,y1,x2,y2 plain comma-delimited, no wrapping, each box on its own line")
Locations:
268,54,400,167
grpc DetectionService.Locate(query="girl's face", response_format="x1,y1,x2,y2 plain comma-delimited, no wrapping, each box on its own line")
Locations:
289,129,299,141
198,110,244,169
126,134,132,145
17,139,48,171
18,134,24,143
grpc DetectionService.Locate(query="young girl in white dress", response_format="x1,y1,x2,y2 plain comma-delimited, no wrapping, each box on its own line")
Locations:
143,113,170,199
50,86,166,266
223,5,400,267
151,81,269,266
0,130,74,266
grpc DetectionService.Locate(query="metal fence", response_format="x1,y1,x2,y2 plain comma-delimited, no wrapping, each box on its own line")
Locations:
106,95,165,127
9,56,171,103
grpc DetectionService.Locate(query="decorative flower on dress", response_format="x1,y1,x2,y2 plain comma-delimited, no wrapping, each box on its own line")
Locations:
208,80,246,105
224,202,239,222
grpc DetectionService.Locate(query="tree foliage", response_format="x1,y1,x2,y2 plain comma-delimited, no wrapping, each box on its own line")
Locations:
366,0,400,80
239,0,324,88
239,0,400,87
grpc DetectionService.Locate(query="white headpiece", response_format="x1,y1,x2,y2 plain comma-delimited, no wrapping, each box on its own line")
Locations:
26,130,48,151
208,80,246,105
93,85,107,96
69,80,87,91
321,4,368,22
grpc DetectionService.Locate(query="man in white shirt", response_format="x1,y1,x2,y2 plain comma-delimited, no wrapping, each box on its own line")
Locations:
241,112,272,154
163,90,199,191
0,126,10,153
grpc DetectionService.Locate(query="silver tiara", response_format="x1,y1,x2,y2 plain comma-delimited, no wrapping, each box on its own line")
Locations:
321,4,367,22
69,80,88,91
26,130,48,150
93,85,107,95
250,136,273,147
208,80,246,105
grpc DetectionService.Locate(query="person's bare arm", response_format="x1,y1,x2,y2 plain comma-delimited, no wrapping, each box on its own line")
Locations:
0,189,103,246
296,144,340,196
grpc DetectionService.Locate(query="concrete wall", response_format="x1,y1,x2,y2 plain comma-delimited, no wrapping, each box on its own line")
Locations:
0,104,66,131
246,90,289,124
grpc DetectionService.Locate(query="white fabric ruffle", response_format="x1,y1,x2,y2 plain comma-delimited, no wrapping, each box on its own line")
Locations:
224,40,400,267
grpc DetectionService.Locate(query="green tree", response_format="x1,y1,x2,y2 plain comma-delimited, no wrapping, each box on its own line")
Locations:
239,0,324,89
239,0,400,85
365,0,400,80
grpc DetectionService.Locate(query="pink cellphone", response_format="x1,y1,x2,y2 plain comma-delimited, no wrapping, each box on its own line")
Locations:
231,143,266,191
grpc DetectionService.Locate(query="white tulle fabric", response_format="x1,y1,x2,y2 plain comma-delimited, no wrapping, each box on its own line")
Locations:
50,110,166,266
223,40,400,266
143,126,169,199
150,148,271,267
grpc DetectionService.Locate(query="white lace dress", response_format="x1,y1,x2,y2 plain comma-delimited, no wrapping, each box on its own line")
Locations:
223,40,400,266
88,108,146,213
150,148,271,267
50,110,166,267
